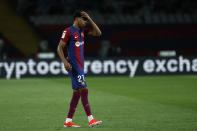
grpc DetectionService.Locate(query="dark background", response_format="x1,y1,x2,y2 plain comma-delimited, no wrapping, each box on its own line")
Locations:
0,0,197,59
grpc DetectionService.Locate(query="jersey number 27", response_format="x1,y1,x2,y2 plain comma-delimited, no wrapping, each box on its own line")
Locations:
78,75,85,82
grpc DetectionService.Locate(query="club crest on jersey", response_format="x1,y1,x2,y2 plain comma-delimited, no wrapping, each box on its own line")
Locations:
81,32,84,38
75,41,84,47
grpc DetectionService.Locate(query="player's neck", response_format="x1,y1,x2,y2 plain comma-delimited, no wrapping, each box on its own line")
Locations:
73,22,80,30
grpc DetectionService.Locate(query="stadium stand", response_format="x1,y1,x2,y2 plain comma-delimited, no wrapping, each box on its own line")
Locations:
12,0,197,24
0,0,42,58
1,0,197,58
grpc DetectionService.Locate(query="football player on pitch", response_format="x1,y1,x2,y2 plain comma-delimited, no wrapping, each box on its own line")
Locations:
57,10,102,127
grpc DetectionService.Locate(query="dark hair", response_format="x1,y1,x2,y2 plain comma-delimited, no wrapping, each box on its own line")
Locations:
73,10,82,20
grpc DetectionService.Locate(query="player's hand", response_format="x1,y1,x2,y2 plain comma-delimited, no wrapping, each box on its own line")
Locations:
64,62,72,71
81,11,91,20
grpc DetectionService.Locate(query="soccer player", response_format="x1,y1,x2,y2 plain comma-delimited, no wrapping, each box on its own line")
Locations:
57,10,102,128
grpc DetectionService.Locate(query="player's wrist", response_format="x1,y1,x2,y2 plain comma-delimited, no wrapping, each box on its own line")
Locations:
63,59,69,64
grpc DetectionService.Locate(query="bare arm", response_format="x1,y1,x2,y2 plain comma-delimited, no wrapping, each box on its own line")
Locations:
81,11,102,36
57,40,72,70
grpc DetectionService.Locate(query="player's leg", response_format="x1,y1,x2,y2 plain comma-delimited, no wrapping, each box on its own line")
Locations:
80,88,102,127
64,70,81,127
80,88,91,116
67,89,80,120
64,89,81,127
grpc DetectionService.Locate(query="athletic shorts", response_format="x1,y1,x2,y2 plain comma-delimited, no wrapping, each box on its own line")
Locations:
68,68,87,90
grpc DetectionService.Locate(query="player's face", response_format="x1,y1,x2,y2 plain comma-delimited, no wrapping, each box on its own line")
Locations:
78,17,86,27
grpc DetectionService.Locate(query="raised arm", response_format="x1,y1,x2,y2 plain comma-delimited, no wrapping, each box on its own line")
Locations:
57,40,72,71
81,11,102,36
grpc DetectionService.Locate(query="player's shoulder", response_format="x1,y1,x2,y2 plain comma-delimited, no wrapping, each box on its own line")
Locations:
62,26,72,36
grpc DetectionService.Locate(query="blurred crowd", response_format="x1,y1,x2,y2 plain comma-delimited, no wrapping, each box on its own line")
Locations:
1,0,196,59
10,0,197,25
14,0,197,16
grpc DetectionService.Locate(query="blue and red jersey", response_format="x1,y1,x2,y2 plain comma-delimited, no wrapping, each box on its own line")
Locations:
60,25,89,89
60,26,87,71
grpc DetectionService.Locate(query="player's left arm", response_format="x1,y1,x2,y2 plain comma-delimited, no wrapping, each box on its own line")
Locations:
81,11,102,36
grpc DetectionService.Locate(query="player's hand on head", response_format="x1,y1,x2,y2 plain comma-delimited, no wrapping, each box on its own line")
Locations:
64,62,72,71
81,11,90,20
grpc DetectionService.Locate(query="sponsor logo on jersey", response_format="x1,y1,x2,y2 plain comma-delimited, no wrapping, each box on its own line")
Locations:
75,41,84,47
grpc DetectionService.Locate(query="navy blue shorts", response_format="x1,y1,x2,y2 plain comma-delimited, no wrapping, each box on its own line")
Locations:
68,69,87,90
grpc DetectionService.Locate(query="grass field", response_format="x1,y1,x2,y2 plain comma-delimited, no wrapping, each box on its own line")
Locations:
0,75,197,131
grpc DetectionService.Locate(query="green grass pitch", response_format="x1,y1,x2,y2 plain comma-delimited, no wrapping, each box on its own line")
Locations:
0,75,197,131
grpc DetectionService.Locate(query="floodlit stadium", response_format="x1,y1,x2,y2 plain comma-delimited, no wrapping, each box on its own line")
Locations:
0,0,197,130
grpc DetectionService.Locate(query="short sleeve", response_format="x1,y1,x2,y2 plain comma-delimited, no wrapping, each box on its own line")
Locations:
60,28,71,43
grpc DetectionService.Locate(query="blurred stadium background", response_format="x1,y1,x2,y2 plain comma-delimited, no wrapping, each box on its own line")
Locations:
0,0,197,131
1,0,197,59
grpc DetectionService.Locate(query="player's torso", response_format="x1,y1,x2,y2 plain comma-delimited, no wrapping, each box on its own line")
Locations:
67,26,85,70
